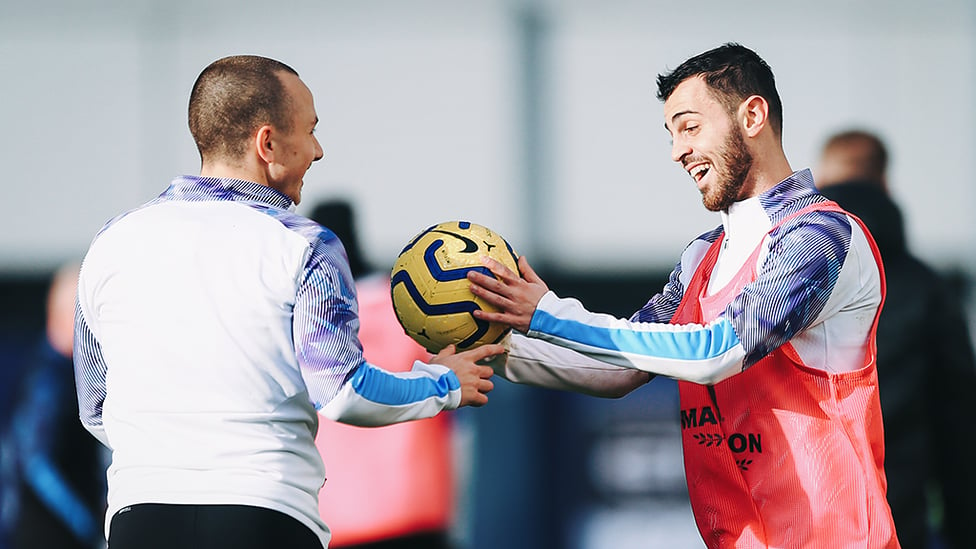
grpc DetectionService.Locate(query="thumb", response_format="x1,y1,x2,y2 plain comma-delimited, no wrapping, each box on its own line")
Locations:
519,255,543,285
463,343,506,362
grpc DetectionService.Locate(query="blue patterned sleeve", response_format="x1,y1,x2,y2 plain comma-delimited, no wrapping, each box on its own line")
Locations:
522,217,853,385
727,211,851,367
292,225,462,425
292,232,366,409
630,263,685,323
73,302,109,448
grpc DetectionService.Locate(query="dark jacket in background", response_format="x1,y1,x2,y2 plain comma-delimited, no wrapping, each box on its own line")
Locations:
820,181,976,549
1,337,107,549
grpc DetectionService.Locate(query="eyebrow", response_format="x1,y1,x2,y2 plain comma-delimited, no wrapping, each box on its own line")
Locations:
664,109,698,132
670,109,697,124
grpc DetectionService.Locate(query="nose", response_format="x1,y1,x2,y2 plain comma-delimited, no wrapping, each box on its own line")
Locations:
671,135,691,164
313,136,324,162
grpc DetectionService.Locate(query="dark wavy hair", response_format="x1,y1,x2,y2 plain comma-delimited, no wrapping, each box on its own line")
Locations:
656,43,783,136
188,55,299,162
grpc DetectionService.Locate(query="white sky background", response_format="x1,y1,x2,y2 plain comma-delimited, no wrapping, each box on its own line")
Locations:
1,0,973,277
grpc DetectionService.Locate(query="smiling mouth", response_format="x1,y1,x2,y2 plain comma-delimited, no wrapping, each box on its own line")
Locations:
688,163,711,183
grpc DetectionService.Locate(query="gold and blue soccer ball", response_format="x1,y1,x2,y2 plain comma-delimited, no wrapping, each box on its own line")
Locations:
391,221,519,353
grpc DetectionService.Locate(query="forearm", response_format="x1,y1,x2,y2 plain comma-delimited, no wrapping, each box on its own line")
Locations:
320,361,460,426
495,333,651,397
527,292,745,385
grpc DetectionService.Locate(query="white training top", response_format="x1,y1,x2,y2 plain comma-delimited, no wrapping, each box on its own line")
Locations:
74,176,462,547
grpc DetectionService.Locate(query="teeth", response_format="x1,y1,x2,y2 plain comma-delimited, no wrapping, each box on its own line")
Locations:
689,164,709,178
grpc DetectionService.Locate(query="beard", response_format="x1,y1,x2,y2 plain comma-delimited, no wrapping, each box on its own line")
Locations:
701,127,753,212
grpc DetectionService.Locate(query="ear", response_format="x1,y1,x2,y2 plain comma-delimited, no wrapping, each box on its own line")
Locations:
739,95,768,138
254,125,275,165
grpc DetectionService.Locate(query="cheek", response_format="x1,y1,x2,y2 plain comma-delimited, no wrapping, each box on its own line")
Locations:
705,135,728,161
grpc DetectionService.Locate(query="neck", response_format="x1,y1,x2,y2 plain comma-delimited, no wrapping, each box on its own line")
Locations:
200,156,267,186
740,147,793,200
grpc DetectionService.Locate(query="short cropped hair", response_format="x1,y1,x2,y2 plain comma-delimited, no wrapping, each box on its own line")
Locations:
188,55,299,161
656,43,783,136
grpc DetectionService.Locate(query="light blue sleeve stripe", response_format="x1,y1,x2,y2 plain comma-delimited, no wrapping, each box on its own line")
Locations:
346,363,460,406
530,309,741,361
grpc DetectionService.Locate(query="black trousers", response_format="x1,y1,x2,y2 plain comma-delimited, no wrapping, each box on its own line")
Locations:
107,503,323,549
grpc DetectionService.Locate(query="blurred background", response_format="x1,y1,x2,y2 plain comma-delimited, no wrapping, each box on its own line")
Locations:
1,1,974,548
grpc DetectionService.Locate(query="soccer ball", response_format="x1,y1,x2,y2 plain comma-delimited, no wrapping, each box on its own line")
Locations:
390,221,519,353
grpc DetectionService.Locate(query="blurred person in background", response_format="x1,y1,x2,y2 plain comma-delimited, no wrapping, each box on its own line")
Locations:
1,262,108,549
311,199,456,549
816,129,976,549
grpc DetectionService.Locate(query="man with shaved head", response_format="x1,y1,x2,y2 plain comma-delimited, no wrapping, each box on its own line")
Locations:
74,55,501,549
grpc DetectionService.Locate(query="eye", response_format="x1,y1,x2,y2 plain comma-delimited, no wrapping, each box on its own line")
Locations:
684,124,699,135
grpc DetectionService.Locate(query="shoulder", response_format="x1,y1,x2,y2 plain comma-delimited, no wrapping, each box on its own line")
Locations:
90,194,168,242
665,225,723,290
696,224,724,244
775,199,852,233
681,225,723,257
245,206,347,257
683,223,723,252
258,210,355,286
769,203,855,256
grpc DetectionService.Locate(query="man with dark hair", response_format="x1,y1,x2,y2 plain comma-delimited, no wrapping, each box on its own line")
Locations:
469,43,899,547
817,129,976,549
74,55,500,549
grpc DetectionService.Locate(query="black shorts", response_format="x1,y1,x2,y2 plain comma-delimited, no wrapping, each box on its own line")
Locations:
107,503,323,549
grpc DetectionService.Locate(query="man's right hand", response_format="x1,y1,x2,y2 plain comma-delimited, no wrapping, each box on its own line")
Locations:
468,255,548,334
430,344,502,407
